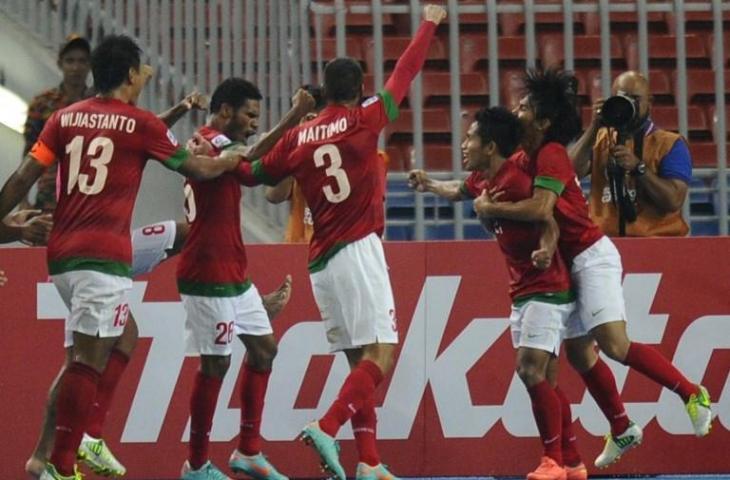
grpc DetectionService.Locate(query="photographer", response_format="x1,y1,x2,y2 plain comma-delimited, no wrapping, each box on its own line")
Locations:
570,71,691,236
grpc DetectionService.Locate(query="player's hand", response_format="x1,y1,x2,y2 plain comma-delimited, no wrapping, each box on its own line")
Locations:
291,88,316,116
610,145,640,172
19,213,53,246
531,248,553,270
262,274,292,320
181,91,209,111
5,209,42,226
473,189,495,217
187,132,215,156
408,169,430,192
423,4,447,24
590,98,605,127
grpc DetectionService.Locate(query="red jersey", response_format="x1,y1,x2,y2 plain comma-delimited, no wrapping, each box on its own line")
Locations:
30,97,186,276
522,143,604,263
235,20,438,271
176,126,250,296
462,157,571,301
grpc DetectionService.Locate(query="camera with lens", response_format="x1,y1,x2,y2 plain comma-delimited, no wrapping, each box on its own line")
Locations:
599,93,639,133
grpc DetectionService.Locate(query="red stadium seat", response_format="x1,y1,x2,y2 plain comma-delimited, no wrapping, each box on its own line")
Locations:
705,33,730,69
540,34,623,69
459,34,530,73
310,38,364,67
385,108,452,142
421,72,489,106
585,69,673,104
707,106,730,142
384,145,406,171
423,144,455,171
689,142,719,168
624,34,709,70
316,1,396,36
665,9,730,35
677,70,730,104
651,105,709,139
500,69,525,109
500,0,575,36
582,1,667,36
362,36,448,73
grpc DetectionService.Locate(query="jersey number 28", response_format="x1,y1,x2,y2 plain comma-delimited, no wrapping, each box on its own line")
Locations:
314,144,351,203
65,135,114,195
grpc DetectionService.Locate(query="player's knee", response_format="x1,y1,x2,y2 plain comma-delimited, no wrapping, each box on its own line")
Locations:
516,362,544,387
249,343,277,370
598,339,629,363
201,355,231,379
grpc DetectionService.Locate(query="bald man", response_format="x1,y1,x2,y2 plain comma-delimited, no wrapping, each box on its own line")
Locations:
570,70,691,237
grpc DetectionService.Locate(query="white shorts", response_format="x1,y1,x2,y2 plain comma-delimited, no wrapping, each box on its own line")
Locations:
130,220,177,277
64,220,177,348
181,284,272,356
53,270,133,345
510,300,574,355
564,236,628,339
310,233,398,353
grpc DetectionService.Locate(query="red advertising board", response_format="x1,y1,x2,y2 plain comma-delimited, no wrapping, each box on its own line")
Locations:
1,238,728,479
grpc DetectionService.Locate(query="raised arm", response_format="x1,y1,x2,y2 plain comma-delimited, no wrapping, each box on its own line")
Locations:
408,169,465,202
382,5,446,104
240,89,314,161
157,91,208,128
568,98,603,179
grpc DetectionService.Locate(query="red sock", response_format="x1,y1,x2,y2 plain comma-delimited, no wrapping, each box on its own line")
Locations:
86,349,130,439
319,360,383,437
554,386,581,467
580,358,630,436
237,364,271,456
623,342,699,402
50,362,100,475
189,372,223,470
527,380,562,465
352,397,380,466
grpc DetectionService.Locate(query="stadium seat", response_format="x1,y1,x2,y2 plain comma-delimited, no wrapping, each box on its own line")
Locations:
422,144,455,171
705,33,730,69
678,69,730,104
582,1,667,35
690,221,719,236
585,69,673,105
419,72,489,106
650,105,710,140
665,9,730,35
315,1,396,36
689,142,719,168
499,0,575,36
310,38,364,68
707,106,730,142
385,108,452,143
385,146,406,172
459,34,531,73
624,34,709,70
362,36,448,72
500,69,525,109
540,34,623,69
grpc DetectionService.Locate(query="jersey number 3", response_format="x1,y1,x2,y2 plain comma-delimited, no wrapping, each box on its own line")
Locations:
66,135,114,195
314,144,351,203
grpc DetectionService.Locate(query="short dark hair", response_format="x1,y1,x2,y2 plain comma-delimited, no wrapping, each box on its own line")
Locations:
91,35,142,94
474,107,524,158
300,84,326,111
523,68,581,146
323,58,363,103
210,78,263,114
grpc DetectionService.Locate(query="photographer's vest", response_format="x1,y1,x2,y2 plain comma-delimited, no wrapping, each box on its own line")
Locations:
589,125,689,237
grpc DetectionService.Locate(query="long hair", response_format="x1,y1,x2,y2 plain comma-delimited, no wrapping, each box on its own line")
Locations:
523,68,582,146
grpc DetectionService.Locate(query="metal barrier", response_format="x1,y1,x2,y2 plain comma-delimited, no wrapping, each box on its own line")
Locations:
0,0,727,238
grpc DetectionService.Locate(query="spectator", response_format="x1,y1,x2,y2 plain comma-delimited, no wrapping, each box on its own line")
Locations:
21,34,93,212
569,70,691,236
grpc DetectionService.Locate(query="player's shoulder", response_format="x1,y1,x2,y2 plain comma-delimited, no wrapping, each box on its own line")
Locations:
360,95,381,109
197,125,234,149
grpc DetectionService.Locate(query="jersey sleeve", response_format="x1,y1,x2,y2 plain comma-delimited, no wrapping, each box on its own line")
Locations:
142,114,188,171
233,131,295,186
360,93,398,133
658,138,692,184
533,143,575,196
29,110,62,167
460,171,482,199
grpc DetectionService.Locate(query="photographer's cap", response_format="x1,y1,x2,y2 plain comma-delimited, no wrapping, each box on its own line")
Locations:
58,33,91,59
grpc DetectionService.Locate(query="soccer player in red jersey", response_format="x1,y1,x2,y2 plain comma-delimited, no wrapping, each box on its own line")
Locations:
0,35,244,480
233,5,447,479
409,107,586,480
176,78,312,480
476,68,712,467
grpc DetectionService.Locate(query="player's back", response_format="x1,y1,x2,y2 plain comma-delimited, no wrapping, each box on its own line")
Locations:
287,101,386,267
39,97,185,275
